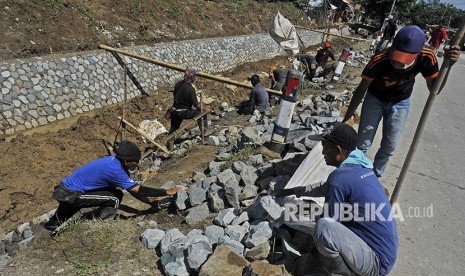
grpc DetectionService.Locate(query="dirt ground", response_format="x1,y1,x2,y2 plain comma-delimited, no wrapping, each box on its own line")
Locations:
0,0,311,232
0,0,370,274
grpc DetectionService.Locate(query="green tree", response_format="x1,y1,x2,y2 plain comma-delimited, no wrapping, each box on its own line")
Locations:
407,0,465,28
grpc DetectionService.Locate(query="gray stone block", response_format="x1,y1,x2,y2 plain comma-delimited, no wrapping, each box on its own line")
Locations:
141,228,165,249
214,208,237,227
186,240,213,271
219,236,245,256
244,221,273,248
160,228,187,255
204,225,225,245
185,203,210,226
189,186,207,206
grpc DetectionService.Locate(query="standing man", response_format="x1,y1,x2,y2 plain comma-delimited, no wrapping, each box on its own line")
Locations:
377,15,397,53
315,42,335,77
310,123,398,276
44,140,180,233
169,68,207,134
429,22,449,53
342,25,461,177
247,74,270,114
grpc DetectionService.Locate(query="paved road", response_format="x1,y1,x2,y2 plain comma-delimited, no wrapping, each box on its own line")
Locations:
364,54,465,275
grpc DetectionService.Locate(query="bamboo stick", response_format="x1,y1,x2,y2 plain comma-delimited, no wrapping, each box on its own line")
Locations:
99,44,282,96
295,25,369,42
117,116,171,154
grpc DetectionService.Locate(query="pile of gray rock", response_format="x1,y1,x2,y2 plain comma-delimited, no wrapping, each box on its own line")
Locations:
138,90,352,275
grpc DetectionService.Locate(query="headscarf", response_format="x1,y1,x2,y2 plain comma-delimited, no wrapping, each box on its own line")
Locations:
184,68,197,83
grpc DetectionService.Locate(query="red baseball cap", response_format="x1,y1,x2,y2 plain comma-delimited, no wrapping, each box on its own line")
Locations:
389,25,426,64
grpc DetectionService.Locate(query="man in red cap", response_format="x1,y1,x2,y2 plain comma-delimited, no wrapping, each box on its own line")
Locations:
315,42,335,77
342,25,461,180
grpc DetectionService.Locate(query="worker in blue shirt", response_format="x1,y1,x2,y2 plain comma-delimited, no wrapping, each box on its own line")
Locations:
44,140,180,233
310,123,398,276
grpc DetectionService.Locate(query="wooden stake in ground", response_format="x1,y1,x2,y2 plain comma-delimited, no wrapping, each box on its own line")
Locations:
390,19,465,204
200,90,205,145
117,116,171,155
122,62,128,140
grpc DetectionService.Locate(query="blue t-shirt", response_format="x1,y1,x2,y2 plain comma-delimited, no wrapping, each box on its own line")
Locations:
62,156,138,193
325,164,398,276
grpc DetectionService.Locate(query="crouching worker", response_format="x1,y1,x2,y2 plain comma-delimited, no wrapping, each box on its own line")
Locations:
309,123,398,276
168,68,208,134
44,140,180,233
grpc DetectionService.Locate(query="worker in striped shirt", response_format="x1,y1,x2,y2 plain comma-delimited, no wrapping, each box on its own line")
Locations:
342,25,461,180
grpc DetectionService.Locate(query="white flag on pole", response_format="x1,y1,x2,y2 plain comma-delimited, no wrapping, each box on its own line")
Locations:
269,11,300,56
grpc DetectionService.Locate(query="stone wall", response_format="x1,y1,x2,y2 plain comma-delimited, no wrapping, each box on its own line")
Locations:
0,31,321,136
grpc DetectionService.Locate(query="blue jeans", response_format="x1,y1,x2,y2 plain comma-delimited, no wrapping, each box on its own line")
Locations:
314,217,380,276
357,93,410,176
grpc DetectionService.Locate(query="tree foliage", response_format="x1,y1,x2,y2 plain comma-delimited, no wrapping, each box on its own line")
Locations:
406,0,465,29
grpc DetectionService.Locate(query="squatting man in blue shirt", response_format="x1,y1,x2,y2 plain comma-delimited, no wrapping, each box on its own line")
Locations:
44,140,180,234
306,123,398,276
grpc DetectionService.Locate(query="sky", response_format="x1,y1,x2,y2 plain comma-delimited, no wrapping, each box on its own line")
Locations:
441,0,465,10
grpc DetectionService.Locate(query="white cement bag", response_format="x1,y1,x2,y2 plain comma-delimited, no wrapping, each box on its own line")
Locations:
269,11,299,56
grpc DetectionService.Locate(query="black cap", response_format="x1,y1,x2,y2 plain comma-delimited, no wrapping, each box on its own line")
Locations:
115,140,141,161
309,122,357,151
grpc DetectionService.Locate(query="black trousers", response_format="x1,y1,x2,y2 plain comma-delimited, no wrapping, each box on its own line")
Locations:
44,187,124,231
169,109,207,134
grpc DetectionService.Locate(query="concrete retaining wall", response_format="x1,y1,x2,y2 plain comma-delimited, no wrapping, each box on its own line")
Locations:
0,31,321,136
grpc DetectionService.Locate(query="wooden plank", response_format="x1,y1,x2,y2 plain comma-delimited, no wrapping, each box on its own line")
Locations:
163,109,210,143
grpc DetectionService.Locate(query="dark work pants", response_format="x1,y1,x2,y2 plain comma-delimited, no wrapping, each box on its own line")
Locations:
44,188,124,231
169,109,207,134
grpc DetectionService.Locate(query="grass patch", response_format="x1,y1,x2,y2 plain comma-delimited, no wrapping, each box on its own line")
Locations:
220,145,260,170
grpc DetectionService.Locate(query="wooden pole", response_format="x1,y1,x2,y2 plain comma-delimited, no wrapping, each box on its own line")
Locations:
295,25,369,42
118,116,171,155
122,62,128,140
99,44,282,96
200,90,205,145
390,19,465,204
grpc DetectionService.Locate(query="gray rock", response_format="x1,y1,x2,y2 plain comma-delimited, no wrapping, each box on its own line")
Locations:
245,242,271,261
160,228,187,255
208,136,220,146
217,169,238,187
219,236,245,256
0,254,11,269
201,176,217,190
241,127,262,144
224,181,241,209
204,225,225,245
246,154,263,167
140,228,165,249
189,186,207,206
240,185,258,200
244,221,273,248
214,208,237,227
186,240,213,271
224,225,248,242
246,195,267,221
18,236,35,251
215,152,231,161
240,166,258,186
162,254,189,276
208,161,225,176
176,189,189,211
231,161,247,174
207,188,226,212
260,195,284,220
185,203,210,226
231,211,249,226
